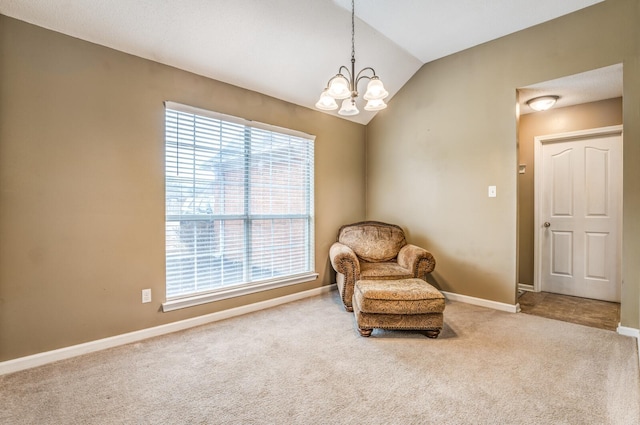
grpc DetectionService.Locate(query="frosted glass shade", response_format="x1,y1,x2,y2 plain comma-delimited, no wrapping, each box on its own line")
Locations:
315,90,338,110
338,98,359,116
363,77,389,101
526,95,559,112
327,75,351,99
364,98,387,111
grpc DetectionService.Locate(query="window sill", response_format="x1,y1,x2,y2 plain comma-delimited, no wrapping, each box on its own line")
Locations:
161,272,319,312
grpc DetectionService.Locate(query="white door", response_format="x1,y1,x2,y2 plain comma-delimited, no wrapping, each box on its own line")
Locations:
534,125,622,302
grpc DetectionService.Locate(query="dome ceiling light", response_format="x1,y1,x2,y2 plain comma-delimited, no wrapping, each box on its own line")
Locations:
526,95,560,112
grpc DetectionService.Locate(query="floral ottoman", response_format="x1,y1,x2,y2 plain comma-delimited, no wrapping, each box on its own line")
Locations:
352,278,445,338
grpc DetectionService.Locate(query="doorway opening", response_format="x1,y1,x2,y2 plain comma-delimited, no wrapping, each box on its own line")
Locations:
516,64,623,330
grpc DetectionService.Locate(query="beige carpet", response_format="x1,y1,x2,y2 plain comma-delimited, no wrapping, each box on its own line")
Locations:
1,290,639,424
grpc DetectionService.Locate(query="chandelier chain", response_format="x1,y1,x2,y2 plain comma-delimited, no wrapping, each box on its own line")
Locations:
351,0,355,63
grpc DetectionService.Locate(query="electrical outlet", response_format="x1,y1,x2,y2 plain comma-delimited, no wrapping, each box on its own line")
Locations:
142,289,152,303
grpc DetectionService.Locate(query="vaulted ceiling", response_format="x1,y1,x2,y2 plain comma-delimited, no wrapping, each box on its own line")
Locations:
0,0,608,124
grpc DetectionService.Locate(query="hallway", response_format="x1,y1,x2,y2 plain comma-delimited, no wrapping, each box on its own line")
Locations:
518,291,620,331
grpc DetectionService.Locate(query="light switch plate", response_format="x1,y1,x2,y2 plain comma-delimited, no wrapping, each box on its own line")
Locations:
142,289,152,303
488,186,497,198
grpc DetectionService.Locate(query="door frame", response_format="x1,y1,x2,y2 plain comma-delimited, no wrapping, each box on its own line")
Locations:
533,124,623,293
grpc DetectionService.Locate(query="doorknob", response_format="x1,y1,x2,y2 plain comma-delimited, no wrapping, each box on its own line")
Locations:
543,222,551,228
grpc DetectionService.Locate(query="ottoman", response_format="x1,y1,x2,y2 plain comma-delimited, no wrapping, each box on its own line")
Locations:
352,278,445,338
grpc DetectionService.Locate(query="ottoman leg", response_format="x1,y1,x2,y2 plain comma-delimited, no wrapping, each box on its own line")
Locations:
358,328,373,337
424,329,440,339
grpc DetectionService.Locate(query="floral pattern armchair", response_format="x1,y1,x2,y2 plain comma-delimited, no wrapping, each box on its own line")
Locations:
329,221,436,311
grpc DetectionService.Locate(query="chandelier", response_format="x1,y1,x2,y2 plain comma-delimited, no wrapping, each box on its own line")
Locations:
315,0,389,116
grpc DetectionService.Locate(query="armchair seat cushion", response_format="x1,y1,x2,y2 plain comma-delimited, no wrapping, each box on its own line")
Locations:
359,262,412,280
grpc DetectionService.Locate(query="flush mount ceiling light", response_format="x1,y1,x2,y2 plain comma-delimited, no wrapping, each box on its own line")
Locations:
526,95,560,112
315,0,388,116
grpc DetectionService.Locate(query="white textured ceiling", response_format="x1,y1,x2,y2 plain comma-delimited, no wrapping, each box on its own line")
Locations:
519,64,623,115
334,0,603,64
0,0,606,124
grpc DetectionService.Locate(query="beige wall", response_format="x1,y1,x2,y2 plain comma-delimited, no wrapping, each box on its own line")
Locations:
366,0,640,328
0,16,366,361
517,98,623,285
3,0,640,364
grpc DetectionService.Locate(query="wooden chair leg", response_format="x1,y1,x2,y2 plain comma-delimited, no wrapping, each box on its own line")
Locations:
358,328,373,337
424,329,440,339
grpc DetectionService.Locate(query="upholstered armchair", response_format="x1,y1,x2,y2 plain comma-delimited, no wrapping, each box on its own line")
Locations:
329,221,436,311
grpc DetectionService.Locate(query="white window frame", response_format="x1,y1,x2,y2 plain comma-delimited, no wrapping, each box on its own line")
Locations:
162,101,317,312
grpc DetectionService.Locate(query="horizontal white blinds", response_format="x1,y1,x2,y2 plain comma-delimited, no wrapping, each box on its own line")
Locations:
165,103,315,299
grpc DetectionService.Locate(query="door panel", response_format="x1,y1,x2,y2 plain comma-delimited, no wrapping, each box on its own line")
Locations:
551,149,574,216
551,231,573,276
537,127,622,302
585,232,607,280
585,148,608,216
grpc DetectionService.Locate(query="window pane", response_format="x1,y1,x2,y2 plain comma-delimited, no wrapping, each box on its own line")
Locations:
166,219,246,298
250,219,309,280
165,104,314,300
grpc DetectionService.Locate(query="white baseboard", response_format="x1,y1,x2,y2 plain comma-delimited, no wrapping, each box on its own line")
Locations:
518,283,534,292
617,324,640,339
441,291,520,313
616,324,640,369
0,284,336,376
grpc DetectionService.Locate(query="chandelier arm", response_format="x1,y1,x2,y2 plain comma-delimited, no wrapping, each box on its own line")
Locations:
323,66,353,90
355,67,377,86
339,65,353,81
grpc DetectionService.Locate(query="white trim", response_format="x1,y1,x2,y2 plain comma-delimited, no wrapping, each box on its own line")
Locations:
0,284,336,376
518,283,535,292
162,272,319,312
617,324,640,339
616,324,640,369
441,291,520,313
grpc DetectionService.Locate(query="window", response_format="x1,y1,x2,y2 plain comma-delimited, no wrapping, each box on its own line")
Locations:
163,102,316,311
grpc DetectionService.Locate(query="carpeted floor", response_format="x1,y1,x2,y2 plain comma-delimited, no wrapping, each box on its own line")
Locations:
1,290,639,424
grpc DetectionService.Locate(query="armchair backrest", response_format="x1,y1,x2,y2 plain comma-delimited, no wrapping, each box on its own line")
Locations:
337,221,407,263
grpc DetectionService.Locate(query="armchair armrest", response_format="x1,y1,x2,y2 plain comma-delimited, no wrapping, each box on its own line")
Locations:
397,244,436,280
330,242,360,276
329,242,360,310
